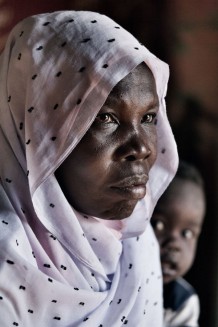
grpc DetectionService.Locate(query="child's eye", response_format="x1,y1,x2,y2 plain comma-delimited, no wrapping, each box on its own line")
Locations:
141,113,156,124
95,113,116,124
152,220,165,232
182,229,194,240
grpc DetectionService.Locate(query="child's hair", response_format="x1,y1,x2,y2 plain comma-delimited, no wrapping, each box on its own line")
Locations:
176,161,204,189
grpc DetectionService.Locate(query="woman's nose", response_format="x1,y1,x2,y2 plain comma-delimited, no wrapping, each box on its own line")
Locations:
114,128,152,161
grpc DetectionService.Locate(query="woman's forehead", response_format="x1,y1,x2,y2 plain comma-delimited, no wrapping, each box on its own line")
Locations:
105,63,157,101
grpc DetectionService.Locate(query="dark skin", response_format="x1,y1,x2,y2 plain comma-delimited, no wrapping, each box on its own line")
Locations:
55,63,159,220
151,178,205,284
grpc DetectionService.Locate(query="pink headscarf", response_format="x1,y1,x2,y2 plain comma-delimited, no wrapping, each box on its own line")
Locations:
0,11,178,326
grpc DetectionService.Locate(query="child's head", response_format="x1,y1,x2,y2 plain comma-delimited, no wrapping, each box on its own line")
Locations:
151,161,206,284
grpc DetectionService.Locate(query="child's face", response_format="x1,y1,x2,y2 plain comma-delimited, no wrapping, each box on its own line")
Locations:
152,178,205,284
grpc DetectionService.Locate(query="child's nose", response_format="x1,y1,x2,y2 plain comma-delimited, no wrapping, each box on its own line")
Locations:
164,242,181,253
163,231,182,252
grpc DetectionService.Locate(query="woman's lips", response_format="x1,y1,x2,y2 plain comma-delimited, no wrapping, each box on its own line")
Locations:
112,185,146,200
110,175,148,200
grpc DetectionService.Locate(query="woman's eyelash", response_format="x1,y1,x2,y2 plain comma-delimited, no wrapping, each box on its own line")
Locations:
95,112,157,125
95,113,117,124
142,113,157,124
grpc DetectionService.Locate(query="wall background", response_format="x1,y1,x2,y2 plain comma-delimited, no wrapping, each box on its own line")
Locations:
1,1,217,326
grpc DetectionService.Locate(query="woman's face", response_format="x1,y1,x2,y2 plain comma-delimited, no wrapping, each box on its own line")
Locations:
56,63,159,220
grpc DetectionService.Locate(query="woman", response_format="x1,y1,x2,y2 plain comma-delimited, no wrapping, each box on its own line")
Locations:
0,11,178,326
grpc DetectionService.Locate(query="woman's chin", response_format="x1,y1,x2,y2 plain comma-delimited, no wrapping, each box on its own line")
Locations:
99,200,138,220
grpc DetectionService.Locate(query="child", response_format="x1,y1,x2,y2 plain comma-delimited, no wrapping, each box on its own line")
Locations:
151,161,206,327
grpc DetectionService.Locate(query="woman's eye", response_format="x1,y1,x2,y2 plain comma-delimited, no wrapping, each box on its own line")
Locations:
141,113,156,124
95,113,115,124
182,229,194,240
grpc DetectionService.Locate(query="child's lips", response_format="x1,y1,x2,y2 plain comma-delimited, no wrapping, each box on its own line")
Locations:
162,262,177,277
161,253,178,276
161,252,179,282
161,251,179,264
